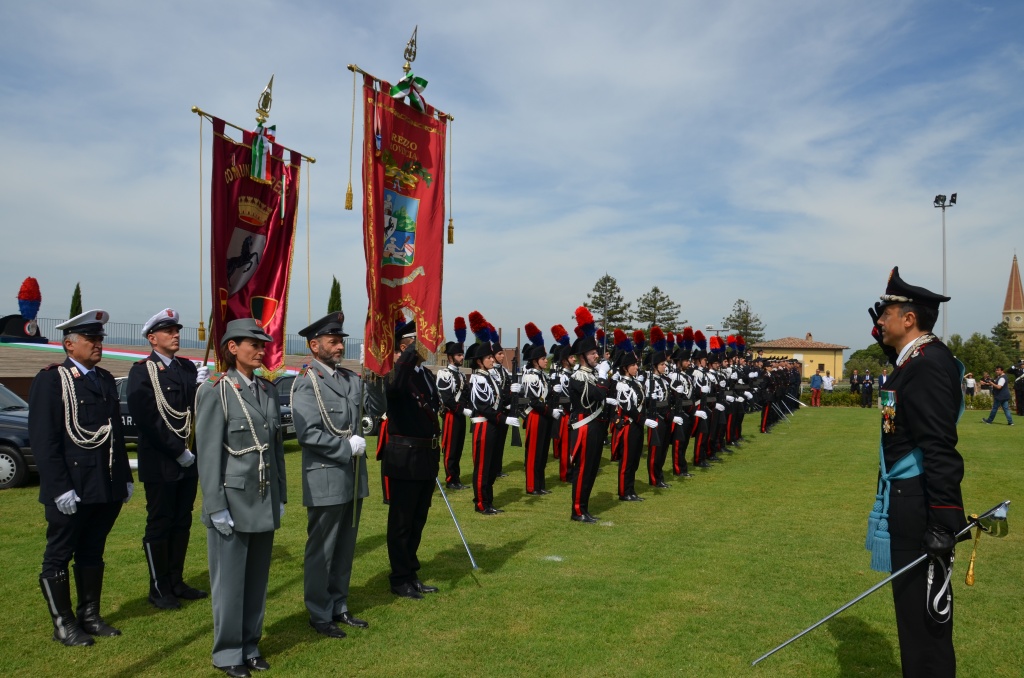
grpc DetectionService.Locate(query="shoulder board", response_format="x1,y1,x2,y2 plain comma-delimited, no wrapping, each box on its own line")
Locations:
206,372,224,385
134,358,148,365
299,364,310,377
42,362,61,371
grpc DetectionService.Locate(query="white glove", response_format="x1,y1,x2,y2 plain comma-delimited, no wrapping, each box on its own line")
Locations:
715,403,725,412
463,408,473,418
552,409,562,420
55,489,81,515
510,383,522,393
176,448,196,467
210,509,234,536
673,416,684,425
124,482,134,503
744,391,752,399
279,503,286,520
674,385,684,394
505,416,520,428
349,435,366,457
596,363,610,379
644,418,659,429
725,395,735,403
553,384,562,393
701,385,711,394
606,397,618,406
694,410,708,420
195,364,210,384
751,371,759,378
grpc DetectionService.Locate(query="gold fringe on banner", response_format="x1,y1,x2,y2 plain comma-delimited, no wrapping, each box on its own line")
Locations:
345,69,357,210
447,115,454,244
197,113,206,342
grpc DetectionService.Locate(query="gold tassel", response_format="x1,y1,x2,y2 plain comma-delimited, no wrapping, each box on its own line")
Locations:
447,217,454,244
197,321,206,342
345,181,354,211
965,515,982,586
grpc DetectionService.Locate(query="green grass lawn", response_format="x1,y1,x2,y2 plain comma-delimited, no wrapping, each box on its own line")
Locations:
1,408,1020,677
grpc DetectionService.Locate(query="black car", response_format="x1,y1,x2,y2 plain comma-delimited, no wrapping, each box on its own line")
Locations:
114,377,139,444
272,372,385,437
0,382,33,489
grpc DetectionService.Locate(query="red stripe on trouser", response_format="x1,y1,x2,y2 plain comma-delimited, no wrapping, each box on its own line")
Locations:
618,423,629,496
726,414,733,441
443,412,454,483
473,422,488,511
383,475,390,501
525,413,539,493
558,417,570,481
647,428,658,484
672,428,683,474
573,420,588,516
761,405,769,431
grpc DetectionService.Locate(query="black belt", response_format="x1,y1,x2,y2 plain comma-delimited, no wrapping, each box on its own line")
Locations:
388,434,440,450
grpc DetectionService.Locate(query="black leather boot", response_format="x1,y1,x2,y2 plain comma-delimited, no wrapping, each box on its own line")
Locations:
40,570,94,646
74,564,122,636
144,541,181,610
169,531,207,600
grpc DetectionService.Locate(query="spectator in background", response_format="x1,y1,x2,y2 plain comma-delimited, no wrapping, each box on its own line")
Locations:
822,371,835,395
963,373,976,404
878,368,889,407
861,370,874,408
850,369,861,394
979,372,992,397
980,366,1014,426
809,370,823,407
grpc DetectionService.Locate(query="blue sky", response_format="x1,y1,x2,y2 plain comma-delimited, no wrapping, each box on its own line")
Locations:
2,1,1022,355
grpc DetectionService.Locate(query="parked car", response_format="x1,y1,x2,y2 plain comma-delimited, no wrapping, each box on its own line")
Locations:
114,377,139,444
0,382,34,489
272,371,385,437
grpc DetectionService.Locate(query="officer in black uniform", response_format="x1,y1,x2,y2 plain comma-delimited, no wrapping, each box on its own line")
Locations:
381,321,442,599
30,310,133,647
868,267,968,678
128,308,208,610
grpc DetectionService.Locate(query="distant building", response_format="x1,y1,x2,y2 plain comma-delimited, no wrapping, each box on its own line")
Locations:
1003,254,1024,351
750,333,849,380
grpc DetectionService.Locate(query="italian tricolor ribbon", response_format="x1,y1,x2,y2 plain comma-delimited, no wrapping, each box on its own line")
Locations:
250,123,277,183
389,72,428,113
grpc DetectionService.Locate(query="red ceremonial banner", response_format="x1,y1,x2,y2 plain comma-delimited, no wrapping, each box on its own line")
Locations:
210,117,300,371
361,75,447,376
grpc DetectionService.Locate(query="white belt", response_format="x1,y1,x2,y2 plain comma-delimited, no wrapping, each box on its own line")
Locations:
470,416,487,424
571,408,603,430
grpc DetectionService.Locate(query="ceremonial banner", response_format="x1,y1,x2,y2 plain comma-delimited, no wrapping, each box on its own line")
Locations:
361,74,447,375
210,117,300,371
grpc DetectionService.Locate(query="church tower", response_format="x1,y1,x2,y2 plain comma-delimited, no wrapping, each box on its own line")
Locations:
1004,254,1024,350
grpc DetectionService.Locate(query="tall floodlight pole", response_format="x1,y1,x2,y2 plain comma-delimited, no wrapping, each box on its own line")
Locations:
933,192,956,340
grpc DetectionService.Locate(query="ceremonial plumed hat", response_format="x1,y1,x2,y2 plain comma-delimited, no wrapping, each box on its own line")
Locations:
57,309,109,337
878,266,950,310
447,316,467,356
299,312,348,339
220,318,273,346
142,308,182,336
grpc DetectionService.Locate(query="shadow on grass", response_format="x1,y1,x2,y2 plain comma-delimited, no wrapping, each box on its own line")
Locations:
105,618,212,678
828,616,900,677
355,531,388,556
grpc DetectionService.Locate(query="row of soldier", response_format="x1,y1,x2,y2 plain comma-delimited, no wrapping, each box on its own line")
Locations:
425,308,804,523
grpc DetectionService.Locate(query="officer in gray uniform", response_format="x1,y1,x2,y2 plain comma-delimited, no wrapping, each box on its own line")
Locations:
196,319,286,678
291,312,369,639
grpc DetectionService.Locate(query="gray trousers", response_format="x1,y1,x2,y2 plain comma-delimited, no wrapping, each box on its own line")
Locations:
304,501,361,623
207,527,274,667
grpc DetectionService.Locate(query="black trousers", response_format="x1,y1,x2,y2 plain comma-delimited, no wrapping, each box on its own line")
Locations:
569,419,602,517
647,415,670,484
671,416,691,475
143,477,198,543
862,389,874,408
42,502,122,576
471,420,497,511
385,477,434,588
615,421,643,497
493,420,509,476
523,411,551,493
441,411,467,485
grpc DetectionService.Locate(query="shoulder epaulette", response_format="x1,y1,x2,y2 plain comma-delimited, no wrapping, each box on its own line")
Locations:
206,372,224,385
42,362,61,371
299,364,310,377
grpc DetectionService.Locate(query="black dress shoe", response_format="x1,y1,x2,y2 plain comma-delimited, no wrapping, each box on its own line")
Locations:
697,461,712,468
413,580,438,594
245,656,270,671
173,582,208,600
491,506,505,513
526,490,545,496
498,472,509,478
475,507,499,515
654,481,671,488
629,494,645,501
619,494,643,502
674,472,693,478
571,514,598,524
333,611,369,628
446,482,469,490
391,583,424,600
214,665,251,678
539,489,552,495
309,619,347,638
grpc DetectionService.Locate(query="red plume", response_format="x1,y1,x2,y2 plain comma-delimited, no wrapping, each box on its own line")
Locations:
650,326,665,345
574,306,594,326
681,326,694,342
694,330,706,343
613,328,627,345
596,328,605,341
551,324,568,342
468,311,487,334
525,322,541,341
454,316,467,332
632,329,646,345
18,277,42,302
574,325,584,338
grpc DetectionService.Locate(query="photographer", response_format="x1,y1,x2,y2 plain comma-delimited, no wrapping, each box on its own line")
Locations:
980,366,1013,425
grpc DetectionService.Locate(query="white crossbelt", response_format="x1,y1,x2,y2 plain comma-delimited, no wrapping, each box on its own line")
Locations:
571,407,603,430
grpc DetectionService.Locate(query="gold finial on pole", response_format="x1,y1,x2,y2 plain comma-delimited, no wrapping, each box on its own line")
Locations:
403,26,418,74
256,75,274,124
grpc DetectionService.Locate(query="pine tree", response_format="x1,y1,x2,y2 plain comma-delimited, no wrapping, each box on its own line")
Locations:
990,321,1021,364
327,277,342,313
722,299,766,344
585,273,632,329
632,286,684,331
69,283,83,317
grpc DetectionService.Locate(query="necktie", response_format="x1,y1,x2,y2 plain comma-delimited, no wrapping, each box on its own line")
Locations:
86,371,100,389
250,381,259,404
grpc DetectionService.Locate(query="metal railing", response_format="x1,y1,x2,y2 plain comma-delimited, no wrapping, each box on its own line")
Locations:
36,317,363,359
